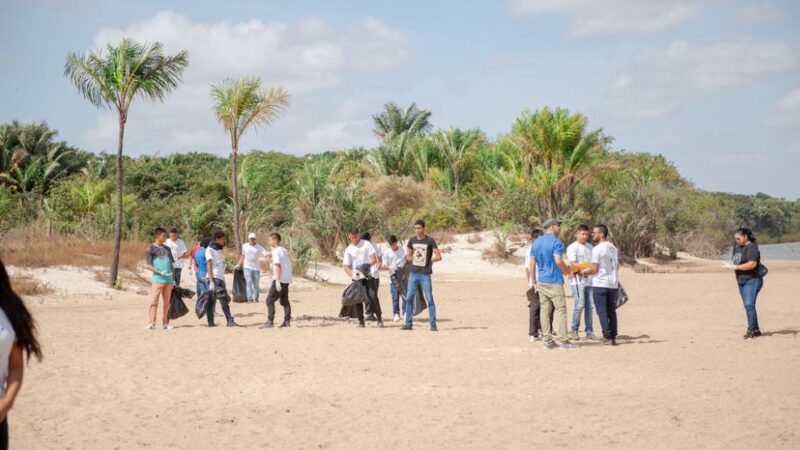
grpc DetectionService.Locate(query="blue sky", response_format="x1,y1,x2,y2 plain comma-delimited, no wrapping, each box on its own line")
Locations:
1,0,799,198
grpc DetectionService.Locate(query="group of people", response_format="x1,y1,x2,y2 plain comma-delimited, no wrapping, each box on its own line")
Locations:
141,219,443,332
525,218,622,349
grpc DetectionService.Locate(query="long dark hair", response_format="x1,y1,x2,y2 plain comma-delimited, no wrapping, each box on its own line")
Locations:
732,228,757,256
0,259,43,362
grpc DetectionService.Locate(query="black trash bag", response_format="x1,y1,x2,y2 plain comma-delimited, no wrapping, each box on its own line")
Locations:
168,288,189,320
342,280,370,306
232,268,247,303
174,286,195,299
214,285,232,306
395,265,427,317
195,290,212,319
616,284,629,309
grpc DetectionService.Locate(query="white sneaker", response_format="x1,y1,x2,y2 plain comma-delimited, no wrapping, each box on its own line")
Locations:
144,324,156,331
163,324,173,330
529,335,542,343
393,314,400,322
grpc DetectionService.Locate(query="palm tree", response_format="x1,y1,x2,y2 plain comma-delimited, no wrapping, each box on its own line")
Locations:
210,77,290,253
370,102,432,176
64,38,188,287
431,128,483,197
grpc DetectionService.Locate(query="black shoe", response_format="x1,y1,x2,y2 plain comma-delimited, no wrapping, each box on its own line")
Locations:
227,320,237,327
259,321,274,329
376,320,384,328
611,338,617,346
358,322,366,328
401,323,412,331
430,324,438,332
743,330,755,339
366,314,377,322
279,319,290,328
207,323,217,328
752,329,762,337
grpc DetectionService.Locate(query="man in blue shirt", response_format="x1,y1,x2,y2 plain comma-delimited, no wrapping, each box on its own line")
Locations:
529,218,578,350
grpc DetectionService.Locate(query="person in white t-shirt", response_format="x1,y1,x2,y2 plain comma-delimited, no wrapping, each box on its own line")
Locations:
0,259,43,447
383,235,407,321
580,224,620,346
259,233,293,328
165,228,188,287
205,229,237,327
566,224,598,341
360,232,383,323
236,233,268,303
341,227,379,328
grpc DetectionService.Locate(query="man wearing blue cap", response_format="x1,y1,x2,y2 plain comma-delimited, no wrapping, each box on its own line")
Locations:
529,218,578,350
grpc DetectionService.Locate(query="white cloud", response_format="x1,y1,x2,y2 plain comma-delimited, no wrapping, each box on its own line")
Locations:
77,11,412,154
737,3,783,23
507,0,701,36
770,89,800,127
608,40,799,119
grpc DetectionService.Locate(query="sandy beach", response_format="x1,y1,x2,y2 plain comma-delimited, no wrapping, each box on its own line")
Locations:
9,236,800,449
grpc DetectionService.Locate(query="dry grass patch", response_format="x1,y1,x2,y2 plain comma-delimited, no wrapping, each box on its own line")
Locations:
0,234,147,271
10,275,53,296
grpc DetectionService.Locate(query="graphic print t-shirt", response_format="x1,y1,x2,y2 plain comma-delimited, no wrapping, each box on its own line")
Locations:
732,243,760,282
146,244,174,284
407,236,438,275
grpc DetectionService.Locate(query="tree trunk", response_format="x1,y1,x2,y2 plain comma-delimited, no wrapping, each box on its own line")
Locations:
108,113,126,288
230,144,242,256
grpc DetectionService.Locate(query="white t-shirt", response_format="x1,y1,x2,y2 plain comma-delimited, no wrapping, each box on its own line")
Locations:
205,245,227,281
271,246,293,284
591,241,619,289
523,245,539,279
383,245,407,275
165,238,188,269
366,241,383,279
0,309,15,396
241,243,268,271
343,240,376,274
567,241,594,286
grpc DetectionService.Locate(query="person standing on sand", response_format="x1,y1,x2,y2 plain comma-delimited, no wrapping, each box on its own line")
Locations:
567,224,598,341
0,259,43,450
144,227,175,331
206,229,237,327
580,224,619,346
402,220,442,332
235,233,268,303
360,232,383,323
524,229,550,342
383,235,407,322
723,228,764,339
529,219,576,349
192,237,210,293
165,228,188,287
260,233,293,329
341,227,379,328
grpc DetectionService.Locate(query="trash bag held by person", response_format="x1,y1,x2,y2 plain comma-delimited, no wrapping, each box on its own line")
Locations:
232,268,248,303
195,290,212,319
168,288,190,320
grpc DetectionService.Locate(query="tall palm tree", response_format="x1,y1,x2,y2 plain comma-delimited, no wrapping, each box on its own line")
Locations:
210,77,290,253
65,38,188,287
372,102,432,141
431,128,483,197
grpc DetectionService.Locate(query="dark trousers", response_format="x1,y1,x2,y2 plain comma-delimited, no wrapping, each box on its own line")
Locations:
365,278,382,320
527,288,552,336
593,287,619,339
266,281,291,322
0,418,7,450
173,268,182,287
210,278,234,324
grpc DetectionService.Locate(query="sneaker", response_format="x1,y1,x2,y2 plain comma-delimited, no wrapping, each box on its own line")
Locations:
163,324,173,331
743,330,755,339
227,320,237,327
207,323,217,328
430,324,438,332
366,314,377,322
401,323,413,331
585,333,600,341
376,320,385,328
260,321,274,329
542,341,558,350
601,338,613,345
559,342,578,350
569,331,580,340
358,322,366,328
393,314,400,322
144,324,156,331
529,335,542,343
279,319,290,328
752,329,762,337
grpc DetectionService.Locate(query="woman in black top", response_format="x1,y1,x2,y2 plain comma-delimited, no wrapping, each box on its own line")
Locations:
725,228,763,339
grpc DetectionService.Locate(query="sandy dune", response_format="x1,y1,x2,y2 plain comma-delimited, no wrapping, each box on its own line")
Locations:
10,239,800,449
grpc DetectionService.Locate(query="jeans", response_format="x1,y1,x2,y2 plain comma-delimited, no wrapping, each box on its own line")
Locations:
244,268,260,302
593,287,618,339
390,281,400,315
211,278,234,324
195,271,208,297
173,268,182,287
570,283,594,334
404,272,436,326
266,281,291,322
737,278,763,332
537,283,568,344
